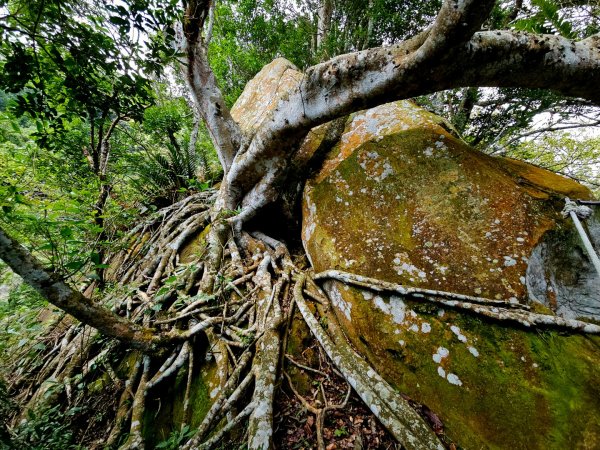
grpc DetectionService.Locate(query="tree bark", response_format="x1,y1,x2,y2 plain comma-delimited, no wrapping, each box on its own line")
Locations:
224,25,600,224
316,0,333,50
0,225,159,352
182,0,242,176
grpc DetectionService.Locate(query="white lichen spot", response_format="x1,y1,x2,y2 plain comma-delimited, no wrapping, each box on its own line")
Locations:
437,366,446,378
343,258,357,268
376,161,394,181
302,192,317,248
450,325,467,343
421,323,431,333
446,373,463,386
329,284,352,321
399,340,405,346
210,387,221,399
468,346,479,357
409,324,419,333
433,346,449,363
503,256,517,267
373,295,407,324
392,253,427,280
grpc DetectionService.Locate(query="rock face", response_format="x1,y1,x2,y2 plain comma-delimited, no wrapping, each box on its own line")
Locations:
301,99,600,447
223,57,600,448
230,57,303,135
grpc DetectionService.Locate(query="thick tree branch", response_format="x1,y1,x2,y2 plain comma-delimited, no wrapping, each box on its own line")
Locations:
0,225,160,352
225,28,600,220
414,0,496,63
181,0,242,175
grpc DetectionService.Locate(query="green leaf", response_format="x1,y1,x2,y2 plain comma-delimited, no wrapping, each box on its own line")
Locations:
59,226,73,238
164,275,178,284
156,286,170,297
65,260,85,270
90,253,101,265
14,193,29,205
109,16,129,26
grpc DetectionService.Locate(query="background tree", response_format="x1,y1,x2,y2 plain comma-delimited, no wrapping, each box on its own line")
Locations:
0,0,173,281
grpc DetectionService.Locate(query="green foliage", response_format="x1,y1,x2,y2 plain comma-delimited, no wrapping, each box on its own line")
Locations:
2,405,82,450
513,0,576,38
128,99,219,205
0,379,15,446
156,425,195,450
507,0,600,39
209,0,441,107
0,266,49,380
506,132,600,193
0,0,158,150
333,426,349,437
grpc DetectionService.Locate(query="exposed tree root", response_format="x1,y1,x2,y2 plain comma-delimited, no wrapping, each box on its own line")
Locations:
106,354,141,448
315,270,600,334
294,274,445,450
283,370,351,450
6,191,597,450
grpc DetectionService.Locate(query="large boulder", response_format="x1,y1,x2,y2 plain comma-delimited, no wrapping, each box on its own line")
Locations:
301,99,600,448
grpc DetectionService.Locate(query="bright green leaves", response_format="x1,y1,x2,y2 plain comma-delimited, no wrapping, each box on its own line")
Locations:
508,132,600,194
509,0,599,39
0,185,30,214
0,0,162,152
512,0,577,38
143,101,186,137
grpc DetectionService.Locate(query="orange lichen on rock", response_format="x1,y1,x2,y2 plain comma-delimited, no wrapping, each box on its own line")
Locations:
301,100,579,301
230,58,304,135
300,99,600,449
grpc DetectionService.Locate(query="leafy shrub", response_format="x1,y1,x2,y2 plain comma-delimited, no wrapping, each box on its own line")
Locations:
3,405,80,450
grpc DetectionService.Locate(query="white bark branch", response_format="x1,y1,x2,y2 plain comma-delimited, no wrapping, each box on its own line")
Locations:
226,27,600,220
0,225,160,352
181,0,242,175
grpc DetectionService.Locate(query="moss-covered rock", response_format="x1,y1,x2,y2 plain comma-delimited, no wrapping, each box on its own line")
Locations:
301,100,600,448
